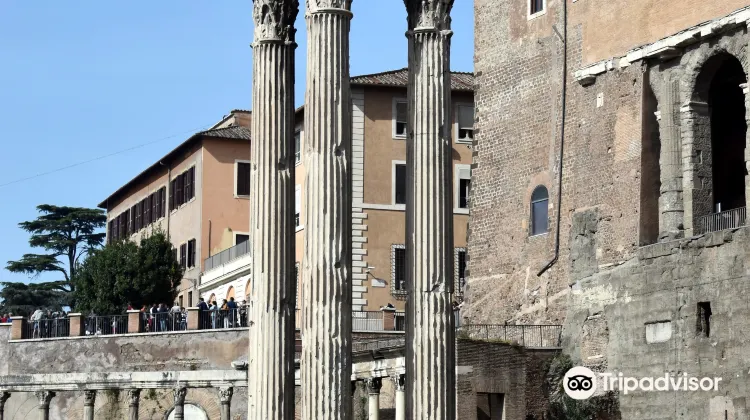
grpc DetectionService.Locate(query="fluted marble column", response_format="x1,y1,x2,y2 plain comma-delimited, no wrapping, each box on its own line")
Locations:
657,79,684,241
128,389,140,420
35,390,55,420
403,1,456,419
393,375,405,420
220,387,233,420
0,391,10,420
248,1,299,420
366,378,382,420
301,1,354,419
172,388,187,420
83,390,96,420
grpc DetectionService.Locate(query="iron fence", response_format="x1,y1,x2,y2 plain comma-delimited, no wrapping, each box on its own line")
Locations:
456,324,562,347
25,317,70,339
204,241,250,272
85,315,128,336
146,312,186,333
198,308,244,330
352,311,385,331
697,206,747,234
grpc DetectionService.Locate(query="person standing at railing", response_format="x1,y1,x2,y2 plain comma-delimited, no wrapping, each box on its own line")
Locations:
239,300,248,327
227,297,238,327
157,303,169,332
30,308,44,339
220,299,230,328
170,301,181,331
197,298,209,329
209,300,218,329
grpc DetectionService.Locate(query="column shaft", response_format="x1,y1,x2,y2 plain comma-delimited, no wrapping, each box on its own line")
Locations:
742,83,750,211
128,389,140,420
301,2,354,420
248,2,299,420
35,390,55,420
404,2,456,420
394,375,405,420
680,101,711,236
658,79,684,240
366,378,382,420
83,390,96,420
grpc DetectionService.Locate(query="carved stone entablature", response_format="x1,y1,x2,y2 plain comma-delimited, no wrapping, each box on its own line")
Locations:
404,0,454,32
253,0,299,43
306,0,353,13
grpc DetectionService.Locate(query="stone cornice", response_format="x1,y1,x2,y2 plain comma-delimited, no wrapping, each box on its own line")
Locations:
253,0,299,44
404,0,454,32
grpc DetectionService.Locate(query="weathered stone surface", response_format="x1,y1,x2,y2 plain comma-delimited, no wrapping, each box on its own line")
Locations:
300,0,354,419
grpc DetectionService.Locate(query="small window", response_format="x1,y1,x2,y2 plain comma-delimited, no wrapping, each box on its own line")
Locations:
187,239,196,269
459,179,471,209
236,161,251,196
457,105,474,143
394,163,407,205
391,245,407,294
295,132,301,164
235,234,250,245
295,185,302,227
179,244,187,269
697,302,712,337
394,100,408,138
187,291,193,308
456,249,467,294
530,0,544,15
530,186,549,236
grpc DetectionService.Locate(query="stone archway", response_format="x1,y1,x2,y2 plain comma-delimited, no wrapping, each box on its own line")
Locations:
166,403,208,420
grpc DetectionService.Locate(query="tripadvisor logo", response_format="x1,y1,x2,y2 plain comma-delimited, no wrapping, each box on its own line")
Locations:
563,366,722,399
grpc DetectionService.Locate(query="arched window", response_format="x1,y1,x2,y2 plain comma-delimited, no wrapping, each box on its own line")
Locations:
530,186,549,236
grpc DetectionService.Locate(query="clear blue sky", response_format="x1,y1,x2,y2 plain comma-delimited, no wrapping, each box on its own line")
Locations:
0,1,474,285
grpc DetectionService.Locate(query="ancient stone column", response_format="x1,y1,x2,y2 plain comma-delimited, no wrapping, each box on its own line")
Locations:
680,100,711,236
393,375,405,420
0,391,10,420
657,79,684,241
248,2,299,420
172,387,187,420
128,389,140,420
35,390,55,420
300,1,354,419
83,390,96,420
742,82,750,211
366,378,382,420
219,387,233,420
403,1,456,419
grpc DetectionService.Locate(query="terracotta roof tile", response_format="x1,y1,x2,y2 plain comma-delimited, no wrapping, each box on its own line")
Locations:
350,68,474,91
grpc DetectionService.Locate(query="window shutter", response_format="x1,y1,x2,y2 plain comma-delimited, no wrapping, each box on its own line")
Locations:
188,239,196,268
169,181,175,210
237,162,250,196
187,167,195,201
459,106,474,129
457,165,471,181
161,187,167,217
151,193,157,221
143,197,150,226
395,164,407,204
175,175,183,207
180,244,187,269
396,101,408,123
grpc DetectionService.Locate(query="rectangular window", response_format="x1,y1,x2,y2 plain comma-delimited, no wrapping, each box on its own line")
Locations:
180,243,187,269
457,105,474,143
459,179,471,209
295,185,302,227
187,291,193,307
457,250,467,294
187,239,196,268
295,132,301,164
125,209,132,235
151,192,158,221
392,245,406,292
235,234,250,245
178,295,183,308
697,302,712,337
394,100,408,138
175,174,184,208
530,0,544,15
185,167,195,202
236,162,250,196
169,179,176,210
160,187,166,217
135,202,142,231
394,163,407,205
143,196,151,226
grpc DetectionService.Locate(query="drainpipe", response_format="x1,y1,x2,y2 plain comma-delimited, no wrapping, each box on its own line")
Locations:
208,220,212,257
160,161,171,238
538,0,568,277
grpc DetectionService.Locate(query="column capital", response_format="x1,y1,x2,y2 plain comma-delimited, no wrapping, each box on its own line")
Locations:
392,374,406,391
35,390,55,408
173,387,187,405
219,387,233,403
366,378,382,394
306,0,353,14
83,390,96,407
128,389,141,406
404,0,454,32
680,101,709,115
252,0,300,44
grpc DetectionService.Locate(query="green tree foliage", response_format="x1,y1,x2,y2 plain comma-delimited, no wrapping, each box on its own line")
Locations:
0,282,69,316
6,205,106,294
73,230,182,315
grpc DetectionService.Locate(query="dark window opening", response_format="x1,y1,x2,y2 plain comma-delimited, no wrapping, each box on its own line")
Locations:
395,164,407,205
187,291,193,308
530,0,544,14
295,132,301,163
530,186,549,236
187,239,196,269
237,162,250,196
395,101,408,137
477,393,505,420
709,57,747,213
697,302,712,337
457,250,467,294
393,246,406,292
235,234,250,245
180,243,187,269
459,178,471,209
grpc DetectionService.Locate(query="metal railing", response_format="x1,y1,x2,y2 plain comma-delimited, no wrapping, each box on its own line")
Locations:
146,312,187,333
204,240,250,272
198,308,244,330
352,311,386,331
456,324,562,347
697,206,747,234
85,315,128,335
25,317,70,339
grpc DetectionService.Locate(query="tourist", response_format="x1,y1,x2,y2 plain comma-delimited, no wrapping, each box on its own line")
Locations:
157,303,169,332
239,301,248,327
170,301,181,330
220,299,230,328
30,308,44,339
197,298,209,329
180,307,188,330
209,300,218,329
227,297,238,327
